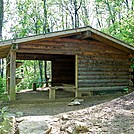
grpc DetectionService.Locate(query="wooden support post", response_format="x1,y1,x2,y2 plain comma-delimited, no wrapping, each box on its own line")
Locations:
75,55,81,97
9,51,16,101
32,83,37,91
6,57,10,95
49,88,55,99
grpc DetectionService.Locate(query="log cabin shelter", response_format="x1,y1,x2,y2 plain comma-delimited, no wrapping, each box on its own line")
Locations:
0,26,134,101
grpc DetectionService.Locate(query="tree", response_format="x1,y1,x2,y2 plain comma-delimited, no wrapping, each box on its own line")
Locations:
0,0,4,78
0,0,3,40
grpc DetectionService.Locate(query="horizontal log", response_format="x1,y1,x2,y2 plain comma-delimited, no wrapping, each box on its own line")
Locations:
78,75,130,80
78,86,128,91
78,82,129,87
78,72,130,76
81,52,128,59
16,53,75,60
17,49,81,55
80,44,127,54
78,59,130,66
79,56,128,63
53,59,74,62
19,44,81,52
82,48,127,55
78,64,129,69
78,79,129,83
78,67,129,72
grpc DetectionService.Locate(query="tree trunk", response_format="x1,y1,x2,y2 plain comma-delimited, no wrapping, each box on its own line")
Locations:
0,0,4,78
39,61,43,82
43,0,50,33
44,61,48,86
0,0,3,40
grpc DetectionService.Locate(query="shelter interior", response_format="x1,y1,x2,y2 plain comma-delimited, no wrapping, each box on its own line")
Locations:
16,53,75,86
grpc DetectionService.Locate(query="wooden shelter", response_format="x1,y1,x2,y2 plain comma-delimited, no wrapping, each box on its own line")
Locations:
0,26,134,101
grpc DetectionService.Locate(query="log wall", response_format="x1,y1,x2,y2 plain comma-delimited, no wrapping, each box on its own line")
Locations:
17,38,131,91
77,41,131,91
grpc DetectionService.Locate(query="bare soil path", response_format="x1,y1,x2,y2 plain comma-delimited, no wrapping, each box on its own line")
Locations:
0,89,134,134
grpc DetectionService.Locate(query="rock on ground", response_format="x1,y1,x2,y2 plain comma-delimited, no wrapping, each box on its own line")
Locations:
9,91,134,134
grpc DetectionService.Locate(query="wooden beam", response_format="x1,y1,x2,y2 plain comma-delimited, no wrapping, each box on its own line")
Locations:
82,31,92,39
75,55,81,97
78,86,127,91
6,58,10,95
9,51,16,101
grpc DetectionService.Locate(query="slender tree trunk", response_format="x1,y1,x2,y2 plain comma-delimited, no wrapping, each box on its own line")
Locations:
34,61,37,80
44,61,48,86
43,0,49,33
95,6,102,28
39,61,43,82
0,0,4,78
74,0,82,28
0,0,3,40
61,5,64,30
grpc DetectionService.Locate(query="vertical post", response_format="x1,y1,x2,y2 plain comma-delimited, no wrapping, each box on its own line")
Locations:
6,57,10,94
33,82,37,91
9,51,16,101
75,55,81,97
49,88,55,99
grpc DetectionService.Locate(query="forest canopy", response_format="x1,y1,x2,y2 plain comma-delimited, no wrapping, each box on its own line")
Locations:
0,0,133,45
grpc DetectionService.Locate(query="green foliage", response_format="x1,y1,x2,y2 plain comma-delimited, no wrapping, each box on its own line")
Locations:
10,0,44,38
0,107,13,134
102,10,134,45
0,107,8,121
0,78,8,102
16,60,51,91
0,78,6,94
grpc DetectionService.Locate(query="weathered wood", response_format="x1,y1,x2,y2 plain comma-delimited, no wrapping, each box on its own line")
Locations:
17,49,81,55
78,67,129,72
78,86,127,91
6,59,10,94
78,79,129,83
78,72,130,76
78,83,129,87
79,63,130,68
78,75,130,79
75,55,80,97
32,83,36,91
90,33,132,53
78,59,130,66
9,51,16,101
49,88,56,99
82,51,128,59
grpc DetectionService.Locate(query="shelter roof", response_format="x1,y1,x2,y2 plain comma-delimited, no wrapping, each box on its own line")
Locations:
0,26,134,58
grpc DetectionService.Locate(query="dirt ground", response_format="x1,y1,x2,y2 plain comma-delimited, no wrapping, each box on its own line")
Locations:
1,89,134,134
5,89,128,116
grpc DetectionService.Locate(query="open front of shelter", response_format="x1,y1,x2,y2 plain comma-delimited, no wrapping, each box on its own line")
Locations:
0,27,134,101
